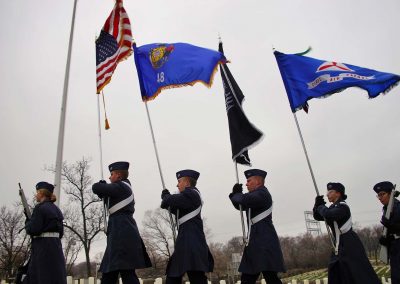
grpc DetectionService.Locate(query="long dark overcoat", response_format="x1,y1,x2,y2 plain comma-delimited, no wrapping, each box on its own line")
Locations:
25,201,66,284
92,179,151,273
314,199,380,284
161,187,214,277
230,186,286,274
382,199,400,284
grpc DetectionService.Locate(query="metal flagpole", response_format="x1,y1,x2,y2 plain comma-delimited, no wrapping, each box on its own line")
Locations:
97,93,109,232
292,112,336,249
234,162,247,246
220,63,249,245
144,101,177,244
54,0,78,206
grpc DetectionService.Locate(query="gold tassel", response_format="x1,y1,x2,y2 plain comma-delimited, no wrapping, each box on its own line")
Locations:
101,90,110,130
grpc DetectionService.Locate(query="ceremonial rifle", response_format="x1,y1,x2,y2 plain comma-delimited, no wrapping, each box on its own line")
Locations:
18,183,31,220
379,184,398,263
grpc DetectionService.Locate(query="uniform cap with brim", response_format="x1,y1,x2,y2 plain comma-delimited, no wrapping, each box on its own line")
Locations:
36,181,54,193
244,169,267,179
176,169,200,180
108,161,129,172
373,181,394,193
327,182,347,200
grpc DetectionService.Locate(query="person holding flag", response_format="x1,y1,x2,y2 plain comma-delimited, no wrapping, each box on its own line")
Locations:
373,181,400,284
92,162,151,284
25,181,66,284
313,183,380,283
229,169,285,284
161,170,214,284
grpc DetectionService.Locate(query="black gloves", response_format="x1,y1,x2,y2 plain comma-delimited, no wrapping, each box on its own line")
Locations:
161,189,170,199
232,183,243,194
99,180,107,184
314,195,326,207
381,216,400,234
379,235,395,246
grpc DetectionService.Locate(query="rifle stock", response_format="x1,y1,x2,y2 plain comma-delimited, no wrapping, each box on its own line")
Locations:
379,185,398,264
18,183,32,220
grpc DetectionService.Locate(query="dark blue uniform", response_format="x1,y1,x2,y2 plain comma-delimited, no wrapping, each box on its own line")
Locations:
313,199,380,284
25,201,66,284
161,186,214,283
92,179,151,282
230,185,285,284
381,199,400,284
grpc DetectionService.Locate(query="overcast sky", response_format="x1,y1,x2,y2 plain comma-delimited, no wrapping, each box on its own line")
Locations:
1,0,399,258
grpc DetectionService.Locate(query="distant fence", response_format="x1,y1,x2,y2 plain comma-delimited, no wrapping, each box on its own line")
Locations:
0,276,392,284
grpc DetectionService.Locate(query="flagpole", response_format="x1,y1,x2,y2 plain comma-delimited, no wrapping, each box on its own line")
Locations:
96,94,109,232
292,112,336,250
54,0,78,206
144,101,177,244
234,162,247,245
221,62,248,245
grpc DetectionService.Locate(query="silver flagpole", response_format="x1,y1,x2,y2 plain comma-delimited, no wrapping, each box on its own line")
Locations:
97,94,108,232
144,101,177,244
292,112,336,250
54,0,78,206
234,162,247,246
220,63,248,245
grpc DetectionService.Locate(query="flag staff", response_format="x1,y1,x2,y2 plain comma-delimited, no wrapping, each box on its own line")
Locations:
54,0,78,206
292,112,336,249
96,91,109,232
234,162,248,245
144,101,177,244
220,62,248,245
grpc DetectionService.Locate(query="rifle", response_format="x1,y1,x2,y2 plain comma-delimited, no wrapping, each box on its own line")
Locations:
379,184,398,263
18,183,32,220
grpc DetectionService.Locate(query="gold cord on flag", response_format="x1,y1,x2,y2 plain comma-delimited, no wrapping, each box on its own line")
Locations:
101,90,110,130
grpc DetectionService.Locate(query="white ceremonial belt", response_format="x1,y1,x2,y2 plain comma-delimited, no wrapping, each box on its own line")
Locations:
251,206,273,225
333,216,353,255
109,194,134,215
393,234,400,239
34,232,60,238
178,206,201,225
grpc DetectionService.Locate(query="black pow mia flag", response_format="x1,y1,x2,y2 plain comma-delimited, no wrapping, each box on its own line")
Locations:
219,42,263,166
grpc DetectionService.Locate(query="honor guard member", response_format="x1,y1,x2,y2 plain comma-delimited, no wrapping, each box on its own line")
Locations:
313,182,380,284
161,169,214,284
229,169,286,284
374,181,400,284
25,181,67,284
92,162,151,284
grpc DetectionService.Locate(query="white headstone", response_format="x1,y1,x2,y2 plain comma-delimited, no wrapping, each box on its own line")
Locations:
292,280,297,284
88,277,95,284
261,279,266,284
303,280,309,284
323,278,328,284
67,276,73,284
315,280,321,284
155,277,163,284
220,280,226,284
139,278,143,284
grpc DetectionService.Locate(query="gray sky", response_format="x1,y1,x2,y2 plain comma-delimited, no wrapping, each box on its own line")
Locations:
1,0,399,256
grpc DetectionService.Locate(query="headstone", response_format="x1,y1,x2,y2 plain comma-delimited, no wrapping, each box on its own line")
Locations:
67,276,73,284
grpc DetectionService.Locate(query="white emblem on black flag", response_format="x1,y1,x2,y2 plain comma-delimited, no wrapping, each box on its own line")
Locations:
219,42,263,166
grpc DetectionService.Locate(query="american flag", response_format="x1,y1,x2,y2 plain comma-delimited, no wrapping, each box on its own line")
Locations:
96,0,132,94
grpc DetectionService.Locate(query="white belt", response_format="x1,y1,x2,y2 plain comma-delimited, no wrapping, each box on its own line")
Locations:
177,189,203,227
178,205,201,225
247,205,273,245
34,232,60,238
333,217,352,255
108,181,134,215
251,206,273,225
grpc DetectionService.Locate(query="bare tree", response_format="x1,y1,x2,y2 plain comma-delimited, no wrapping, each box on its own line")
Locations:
140,208,174,278
63,229,82,275
0,205,30,280
48,157,104,277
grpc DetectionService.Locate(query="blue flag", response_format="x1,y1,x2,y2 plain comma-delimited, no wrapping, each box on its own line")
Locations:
134,42,226,101
274,50,400,112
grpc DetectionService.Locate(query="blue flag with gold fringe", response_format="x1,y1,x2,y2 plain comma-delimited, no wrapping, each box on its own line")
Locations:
274,50,400,113
134,42,226,101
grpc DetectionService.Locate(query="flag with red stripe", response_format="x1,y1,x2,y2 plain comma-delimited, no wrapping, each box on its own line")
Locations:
96,0,132,94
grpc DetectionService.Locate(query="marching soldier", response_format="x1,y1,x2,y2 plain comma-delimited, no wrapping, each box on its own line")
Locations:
313,182,380,284
25,181,66,284
374,181,400,284
92,161,151,284
161,169,214,284
229,169,285,284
